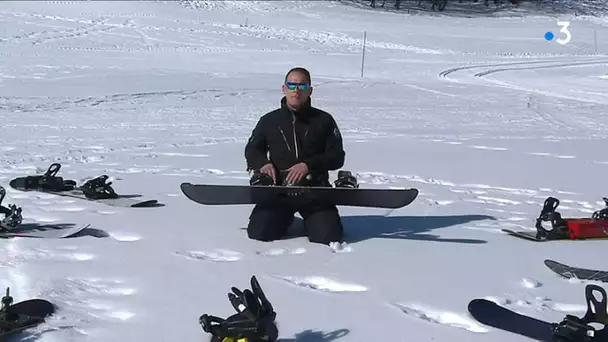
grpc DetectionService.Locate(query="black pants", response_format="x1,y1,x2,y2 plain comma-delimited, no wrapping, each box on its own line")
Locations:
247,201,343,245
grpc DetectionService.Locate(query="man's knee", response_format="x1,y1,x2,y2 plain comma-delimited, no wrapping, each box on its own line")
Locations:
303,207,343,244
247,206,294,242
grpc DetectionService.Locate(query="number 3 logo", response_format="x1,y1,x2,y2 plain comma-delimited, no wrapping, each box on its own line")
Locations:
556,21,571,45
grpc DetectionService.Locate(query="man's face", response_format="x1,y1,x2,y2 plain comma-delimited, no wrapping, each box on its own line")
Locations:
282,71,312,109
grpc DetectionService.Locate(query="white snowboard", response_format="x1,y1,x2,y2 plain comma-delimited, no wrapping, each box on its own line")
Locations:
0,223,90,238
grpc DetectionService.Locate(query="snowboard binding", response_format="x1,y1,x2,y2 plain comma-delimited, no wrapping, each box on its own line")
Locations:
199,275,278,342
79,175,118,200
12,163,77,192
534,197,567,240
0,287,18,327
534,197,608,241
0,187,22,231
249,172,275,186
592,197,608,220
334,171,358,189
0,287,44,333
551,284,608,341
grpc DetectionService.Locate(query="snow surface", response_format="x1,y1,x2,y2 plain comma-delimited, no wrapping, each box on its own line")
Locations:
0,1,608,341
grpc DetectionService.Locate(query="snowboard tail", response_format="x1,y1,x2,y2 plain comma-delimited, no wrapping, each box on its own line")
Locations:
544,259,608,283
9,163,159,208
0,223,90,239
503,196,608,242
468,298,555,341
0,287,55,338
468,284,608,341
180,183,418,209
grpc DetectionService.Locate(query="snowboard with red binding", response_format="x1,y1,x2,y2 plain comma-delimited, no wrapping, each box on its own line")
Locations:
502,196,608,242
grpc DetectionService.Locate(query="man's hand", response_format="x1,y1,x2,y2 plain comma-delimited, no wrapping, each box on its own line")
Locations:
285,162,308,185
259,163,276,184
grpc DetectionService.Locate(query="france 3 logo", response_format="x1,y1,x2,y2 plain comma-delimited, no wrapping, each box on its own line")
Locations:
544,22,571,45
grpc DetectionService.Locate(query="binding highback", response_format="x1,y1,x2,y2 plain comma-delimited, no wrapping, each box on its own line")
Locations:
552,284,608,341
199,276,277,342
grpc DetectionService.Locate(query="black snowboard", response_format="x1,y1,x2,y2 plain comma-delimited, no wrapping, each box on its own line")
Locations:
180,183,419,209
468,299,556,341
469,284,608,342
0,290,55,338
544,259,608,283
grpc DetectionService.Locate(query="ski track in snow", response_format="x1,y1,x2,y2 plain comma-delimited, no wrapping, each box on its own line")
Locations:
519,277,543,289
0,235,138,335
428,138,597,161
176,249,244,262
272,275,368,293
1,239,97,267
256,247,307,257
0,0,606,340
392,302,490,333
108,232,142,242
42,276,137,330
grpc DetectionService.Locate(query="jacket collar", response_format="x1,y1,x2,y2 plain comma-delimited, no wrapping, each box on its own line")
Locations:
280,96,312,120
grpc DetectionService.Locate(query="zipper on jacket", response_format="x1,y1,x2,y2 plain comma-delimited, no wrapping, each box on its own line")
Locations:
278,113,300,160
278,126,291,151
292,115,299,159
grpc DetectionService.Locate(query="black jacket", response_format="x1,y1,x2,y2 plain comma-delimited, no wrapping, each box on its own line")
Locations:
245,97,345,184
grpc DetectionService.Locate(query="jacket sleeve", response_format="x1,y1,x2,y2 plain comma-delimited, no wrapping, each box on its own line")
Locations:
303,116,345,171
245,118,270,171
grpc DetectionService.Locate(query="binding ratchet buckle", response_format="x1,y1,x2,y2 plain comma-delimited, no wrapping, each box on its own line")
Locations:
551,284,608,341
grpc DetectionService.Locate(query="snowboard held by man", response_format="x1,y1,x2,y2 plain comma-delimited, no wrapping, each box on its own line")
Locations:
244,67,346,245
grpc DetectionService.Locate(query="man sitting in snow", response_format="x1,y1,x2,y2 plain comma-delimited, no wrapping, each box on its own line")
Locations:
244,66,345,245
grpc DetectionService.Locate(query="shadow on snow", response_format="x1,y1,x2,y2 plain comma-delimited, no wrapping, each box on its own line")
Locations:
341,214,495,244
71,227,110,238
278,328,350,341
282,214,495,244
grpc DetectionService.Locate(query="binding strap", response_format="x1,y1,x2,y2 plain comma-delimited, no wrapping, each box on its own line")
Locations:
200,276,277,342
80,175,118,200
11,163,75,192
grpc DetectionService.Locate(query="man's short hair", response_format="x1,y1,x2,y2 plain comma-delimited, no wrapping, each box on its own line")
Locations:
284,67,311,85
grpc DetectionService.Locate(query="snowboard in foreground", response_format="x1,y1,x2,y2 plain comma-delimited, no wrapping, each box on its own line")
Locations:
181,176,418,210
544,259,608,283
182,170,418,209
468,284,608,341
0,287,55,338
503,196,608,242
181,183,418,209
9,163,159,208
